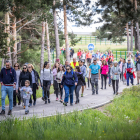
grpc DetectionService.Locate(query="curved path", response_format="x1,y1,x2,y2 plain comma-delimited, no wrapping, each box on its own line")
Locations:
0,79,135,121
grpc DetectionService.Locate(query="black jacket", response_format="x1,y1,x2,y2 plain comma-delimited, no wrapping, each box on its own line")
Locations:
75,72,86,86
32,69,40,86
19,71,32,88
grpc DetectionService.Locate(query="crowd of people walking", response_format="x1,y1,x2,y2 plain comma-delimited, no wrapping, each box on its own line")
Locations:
0,49,139,115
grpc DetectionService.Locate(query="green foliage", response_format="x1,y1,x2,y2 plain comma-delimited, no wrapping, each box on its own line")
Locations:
68,32,81,47
1,86,140,139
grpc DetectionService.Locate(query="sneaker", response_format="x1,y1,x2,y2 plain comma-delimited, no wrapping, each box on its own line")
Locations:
101,87,103,89
0,110,5,115
92,92,95,95
28,103,32,107
13,104,16,107
63,102,67,106
25,110,29,114
56,98,58,101
75,101,78,104
109,84,111,87
136,83,139,85
116,92,118,95
42,97,45,101
70,103,73,106
45,100,47,104
60,99,63,103
23,106,25,109
18,101,21,105
48,99,50,103
33,101,36,106
7,110,12,115
81,93,83,97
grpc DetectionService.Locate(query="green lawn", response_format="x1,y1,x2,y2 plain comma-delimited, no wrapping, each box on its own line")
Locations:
0,86,140,140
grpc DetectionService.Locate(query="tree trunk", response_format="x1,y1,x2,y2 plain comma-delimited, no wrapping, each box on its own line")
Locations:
63,4,70,62
12,16,17,65
130,21,133,51
135,0,140,51
45,21,51,69
133,27,138,50
1,59,4,69
53,0,60,59
5,12,11,62
126,23,130,51
40,22,45,75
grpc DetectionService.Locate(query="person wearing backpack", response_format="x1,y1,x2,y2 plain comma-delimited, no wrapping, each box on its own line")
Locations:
40,62,53,104
61,65,78,106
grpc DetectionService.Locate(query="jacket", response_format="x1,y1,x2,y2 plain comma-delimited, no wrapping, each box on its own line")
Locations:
32,69,40,86
110,66,121,80
70,62,79,70
75,72,86,86
101,65,109,75
136,59,140,71
19,71,32,88
124,63,135,73
0,67,16,86
56,71,64,83
20,86,32,99
61,70,78,86
80,65,86,77
52,68,57,80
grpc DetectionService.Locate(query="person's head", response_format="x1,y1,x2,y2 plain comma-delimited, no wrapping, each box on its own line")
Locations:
28,64,34,72
136,57,139,61
73,58,76,63
129,52,131,55
106,55,109,58
114,61,118,67
66,65,72,73
44,61,50,69
14,63,20,70
55,58,60,63
55,62,59,68
75,66,81,72
110,63,113,67
137,51,139,54
65,60,69,66
93,58,97,65
103,56,105,59
23,65,28,72
79,49,81,52
58,64,65,72
25,80,30,87
5,61,11,69
97,58,99,61
102,60,107,65
128,59,131,64
123,59,126,63
78,60,83,66
120,57,122,61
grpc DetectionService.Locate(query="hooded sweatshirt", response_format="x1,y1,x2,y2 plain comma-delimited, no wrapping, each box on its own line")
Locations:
75,72,86,86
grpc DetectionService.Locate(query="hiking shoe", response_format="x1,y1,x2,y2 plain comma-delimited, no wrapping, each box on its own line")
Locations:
70,103,73,106
13,104,16,107
63,102,67,106
33,101,36,106
42,97,45,101
60,99,63,103
81,93,83,97
25,110,29,114
116,92,118,95
75,101,78,104
48,99,50,103
45,100,47,104
28,103,32,107
92,92,95,95
23,106,25,109
7,110,12,115
18,101,21,105
0,110,5,115
101,87,103,89
56,98,58,101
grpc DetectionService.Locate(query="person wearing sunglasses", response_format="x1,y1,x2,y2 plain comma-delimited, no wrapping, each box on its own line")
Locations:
19,65,32,108
13,63,21,107
61,65,78,106
0,61,16,115
123,58,135,86
89,58,101,95
27,64,40,107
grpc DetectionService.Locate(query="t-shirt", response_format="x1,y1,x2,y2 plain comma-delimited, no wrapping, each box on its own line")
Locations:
89,64,100,74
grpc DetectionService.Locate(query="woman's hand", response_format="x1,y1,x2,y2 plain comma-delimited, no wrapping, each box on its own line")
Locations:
61,85,63,88
75,83,77,86
16,90,18,94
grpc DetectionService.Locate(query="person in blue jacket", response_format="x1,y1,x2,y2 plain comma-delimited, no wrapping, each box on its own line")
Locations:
0,61,16,115
61,65,78,106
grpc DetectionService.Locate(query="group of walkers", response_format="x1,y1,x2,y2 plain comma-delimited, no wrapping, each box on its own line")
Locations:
0,49,140,115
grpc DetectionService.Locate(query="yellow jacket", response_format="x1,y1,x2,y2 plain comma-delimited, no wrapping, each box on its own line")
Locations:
70,62,79,70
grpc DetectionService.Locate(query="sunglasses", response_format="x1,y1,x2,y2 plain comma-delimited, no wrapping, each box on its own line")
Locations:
128,60,130,61
23,68,27,69
66,69,70,70
28,67,31,68
94,60,97,61
14,66,18,67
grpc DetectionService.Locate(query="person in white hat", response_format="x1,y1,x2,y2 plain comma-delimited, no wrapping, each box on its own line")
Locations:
110,61,121,95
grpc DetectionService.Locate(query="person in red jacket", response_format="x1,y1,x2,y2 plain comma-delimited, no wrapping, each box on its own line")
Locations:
77,49,82,60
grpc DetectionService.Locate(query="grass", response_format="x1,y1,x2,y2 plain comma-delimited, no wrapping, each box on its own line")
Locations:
0,86,140,140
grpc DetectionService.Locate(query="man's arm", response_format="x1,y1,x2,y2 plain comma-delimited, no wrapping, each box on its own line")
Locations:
89,69,91,79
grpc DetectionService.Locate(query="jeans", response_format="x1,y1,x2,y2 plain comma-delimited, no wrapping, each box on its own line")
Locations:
64,85,75,104
24,99,29,111
58,83,63,99
1,85,13,111
75,85,81,101
29,83,37,104
108,74,112,85
42,87,44,97
91,74,99,94
127,73,133,86
54,80,59,98
43,80,51,100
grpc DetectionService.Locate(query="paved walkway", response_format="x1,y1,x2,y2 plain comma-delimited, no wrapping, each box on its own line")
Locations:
0,78,136,120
